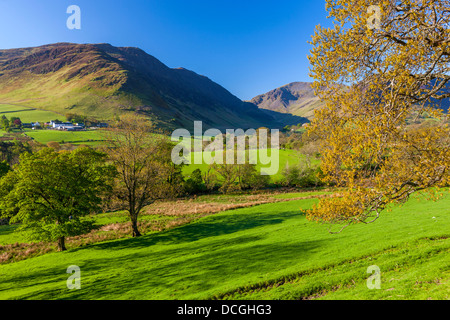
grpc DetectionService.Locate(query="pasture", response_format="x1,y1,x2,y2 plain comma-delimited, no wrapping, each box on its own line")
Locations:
0,190,448,300
182,148,319,183
24,129,107,146
0,104,63,123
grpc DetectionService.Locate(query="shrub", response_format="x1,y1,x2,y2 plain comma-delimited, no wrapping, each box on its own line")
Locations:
281,162,323,188
46,141,61,150
184,169,206,194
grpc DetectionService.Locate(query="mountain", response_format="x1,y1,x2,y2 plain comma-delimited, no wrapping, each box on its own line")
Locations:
249,82,324,121
0,43,295,131
250,81,449,122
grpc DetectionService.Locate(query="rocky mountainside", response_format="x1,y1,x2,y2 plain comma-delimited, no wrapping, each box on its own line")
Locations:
249,82,324,120
250,81,449,122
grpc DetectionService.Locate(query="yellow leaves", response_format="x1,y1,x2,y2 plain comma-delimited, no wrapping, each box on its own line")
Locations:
306,187,384,227
306,0,450,231
308,121,449,229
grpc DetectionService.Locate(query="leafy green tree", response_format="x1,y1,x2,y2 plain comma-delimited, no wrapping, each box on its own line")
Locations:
0,160,10,178
0,115,9,131
281,162,323,188
0,147,116,251
212,163,241,194
184,168,205,194
211,162,269,194
10,117,22,129
237,163,270,191
66,113,87,124
0,139,33,166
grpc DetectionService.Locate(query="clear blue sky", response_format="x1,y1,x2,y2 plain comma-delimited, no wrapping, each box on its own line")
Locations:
0,0,331,100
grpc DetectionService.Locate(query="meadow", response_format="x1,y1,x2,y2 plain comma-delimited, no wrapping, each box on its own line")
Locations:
0,190,448,300
183,148,319,183
24,129,107,146
0,103,108,146
0,104,63,123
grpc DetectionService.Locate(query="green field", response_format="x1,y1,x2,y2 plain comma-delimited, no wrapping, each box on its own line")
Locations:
183,149,319,183
0,104,107,146
0,191,448,300
0,104,64,123
24,129,107,146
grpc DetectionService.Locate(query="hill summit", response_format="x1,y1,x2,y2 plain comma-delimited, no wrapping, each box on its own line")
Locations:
0,43,288,130
249,82,324,120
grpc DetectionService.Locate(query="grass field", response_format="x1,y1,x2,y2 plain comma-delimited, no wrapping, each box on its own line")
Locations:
183,149,319,183
0,190,448,300
24,129,107,146
0,104,64,123
0,103,108,146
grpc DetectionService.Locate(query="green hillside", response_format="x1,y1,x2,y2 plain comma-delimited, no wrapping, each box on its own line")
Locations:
0,43,284,131
0,191,448,300
0,104,64,123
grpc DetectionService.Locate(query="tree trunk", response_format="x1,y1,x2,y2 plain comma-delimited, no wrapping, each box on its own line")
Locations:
58,236,67,252
131,216,142,237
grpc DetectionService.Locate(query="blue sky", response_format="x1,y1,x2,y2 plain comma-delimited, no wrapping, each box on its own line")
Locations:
0,0,331,100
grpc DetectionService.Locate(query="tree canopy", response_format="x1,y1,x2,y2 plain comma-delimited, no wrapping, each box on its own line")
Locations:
0,147,115,251
307,0,450,231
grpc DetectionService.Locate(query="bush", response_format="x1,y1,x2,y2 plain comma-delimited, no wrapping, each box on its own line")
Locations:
238,164,270,191
46,141,61,150
184,169,206,194
207,163,270,194
281,162,324,188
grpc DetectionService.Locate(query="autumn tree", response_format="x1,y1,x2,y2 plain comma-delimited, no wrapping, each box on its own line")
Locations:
105,114,183,237
307,0,450,231
0,148,115,251
10,117,22,129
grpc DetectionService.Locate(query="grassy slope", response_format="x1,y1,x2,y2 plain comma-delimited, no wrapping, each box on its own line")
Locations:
0,104,64,123
0,54,132,120
284,98,324,120
0,192,448,300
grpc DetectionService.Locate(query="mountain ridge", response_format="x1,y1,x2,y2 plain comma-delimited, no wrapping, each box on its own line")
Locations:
250,80,449,121
0,43,306,131
249,81,324,120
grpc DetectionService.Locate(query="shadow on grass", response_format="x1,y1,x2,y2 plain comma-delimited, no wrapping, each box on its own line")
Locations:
3,208,325,300
60,238,325,300
0,224,18,238
0,264,74,298
88,209,302,251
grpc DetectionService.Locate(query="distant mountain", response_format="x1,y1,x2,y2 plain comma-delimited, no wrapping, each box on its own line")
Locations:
250,81,449,122
249,82,324,121
0,43,295,131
